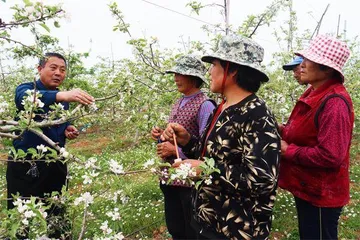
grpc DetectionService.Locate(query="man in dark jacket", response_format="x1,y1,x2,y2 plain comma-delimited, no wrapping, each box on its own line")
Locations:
6,52,94,238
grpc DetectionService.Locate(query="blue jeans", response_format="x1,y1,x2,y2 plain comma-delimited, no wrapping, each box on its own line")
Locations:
294,197,343,240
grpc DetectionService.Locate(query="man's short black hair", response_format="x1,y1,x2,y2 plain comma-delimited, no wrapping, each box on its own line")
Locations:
219,60,263,93
39,52,67,67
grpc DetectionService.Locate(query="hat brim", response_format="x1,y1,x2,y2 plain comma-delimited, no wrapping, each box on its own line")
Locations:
295,50,344,79
282,64,297,71
201,55,269,82
165,69,208,84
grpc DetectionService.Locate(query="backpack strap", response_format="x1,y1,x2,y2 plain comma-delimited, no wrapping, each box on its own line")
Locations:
314,94,351,129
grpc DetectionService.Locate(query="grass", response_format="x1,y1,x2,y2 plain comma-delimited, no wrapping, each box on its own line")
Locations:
1,124,359,239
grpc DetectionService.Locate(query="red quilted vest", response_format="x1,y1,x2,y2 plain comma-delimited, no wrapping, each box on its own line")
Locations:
279,79,354,207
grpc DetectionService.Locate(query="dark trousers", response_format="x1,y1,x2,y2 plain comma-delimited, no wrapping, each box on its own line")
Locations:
294,197,343,240
160,184,197,240
6,160,69,238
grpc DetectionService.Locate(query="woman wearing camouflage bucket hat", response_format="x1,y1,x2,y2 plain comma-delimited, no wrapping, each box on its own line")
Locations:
279,35,354,239
161,35,281,239
151,55,216,239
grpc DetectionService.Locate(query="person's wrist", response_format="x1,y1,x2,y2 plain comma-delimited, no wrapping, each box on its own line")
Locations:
56,91,66,102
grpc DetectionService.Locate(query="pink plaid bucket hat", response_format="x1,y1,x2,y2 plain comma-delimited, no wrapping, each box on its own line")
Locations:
295,35,350,80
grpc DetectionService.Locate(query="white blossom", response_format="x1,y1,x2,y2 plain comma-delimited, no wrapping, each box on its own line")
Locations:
114,232,125,240
204,178,212,185
171,163,197,181
89,102,98,111
60,147,70,158
143,158,155,168
36,144,48,153
89,170,100,177
24,210,36,218
100,220,113,235
39,208,48,219
17,204,28,214
106,208,121,221
57,103,65,110
22,218,29,225
0,100,9,113
82,175,92,185
85,157,98,169
109,159,124,175
74,192,94,207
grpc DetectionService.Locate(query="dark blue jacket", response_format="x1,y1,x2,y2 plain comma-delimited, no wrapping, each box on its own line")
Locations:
13,80,69,152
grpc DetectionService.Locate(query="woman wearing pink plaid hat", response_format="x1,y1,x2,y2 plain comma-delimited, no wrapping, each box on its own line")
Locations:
279,35,355,239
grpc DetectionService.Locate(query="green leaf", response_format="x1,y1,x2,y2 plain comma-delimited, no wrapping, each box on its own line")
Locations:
27,147,38,157
40,23,50,32
17,149,27,159
54,21,60,28
195,180,202,190
23,0,32,7
45,150,58,160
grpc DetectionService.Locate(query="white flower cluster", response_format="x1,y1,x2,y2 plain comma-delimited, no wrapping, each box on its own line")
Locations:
106,207,121,221
60,147,70,158
170,163,197,184
21,89,45,109
82,170,99,185
0,96,9,113
143,158,155,169
110,190,128,204
97,221,124,240
13,198,47,226
85,157,99,169
36,144,48,153
74,192,94,207
109,159,124,175
204,175,213,185
89,102,98,111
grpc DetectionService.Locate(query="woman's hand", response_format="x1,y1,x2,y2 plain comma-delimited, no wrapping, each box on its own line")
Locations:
156,142,176,159
151,126,163,141
161,123,191,146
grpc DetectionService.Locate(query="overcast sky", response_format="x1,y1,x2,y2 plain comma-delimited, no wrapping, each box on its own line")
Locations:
2,0,359,67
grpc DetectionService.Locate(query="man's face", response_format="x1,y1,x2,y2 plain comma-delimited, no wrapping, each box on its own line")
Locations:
292,64,306,85
38,56,66,90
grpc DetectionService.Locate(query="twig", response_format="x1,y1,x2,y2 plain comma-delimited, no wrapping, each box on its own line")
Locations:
248,14,266,38
0,120,18,126
95,94,118,101
0,132,18,139
77,206,88,240
0,36,41,56
0,10,63,30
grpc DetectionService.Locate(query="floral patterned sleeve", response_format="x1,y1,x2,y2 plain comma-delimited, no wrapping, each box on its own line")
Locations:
217,108,281,197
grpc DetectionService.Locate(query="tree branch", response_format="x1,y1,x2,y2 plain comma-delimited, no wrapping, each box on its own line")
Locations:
0,36,40,56
77,206,88,240
0,10,64,30
0,132,18,139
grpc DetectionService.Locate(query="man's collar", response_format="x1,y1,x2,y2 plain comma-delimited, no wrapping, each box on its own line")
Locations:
36,79,59,90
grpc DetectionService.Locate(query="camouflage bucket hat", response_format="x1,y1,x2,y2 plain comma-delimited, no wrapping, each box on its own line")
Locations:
165,55,208,84
202,35,269,82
